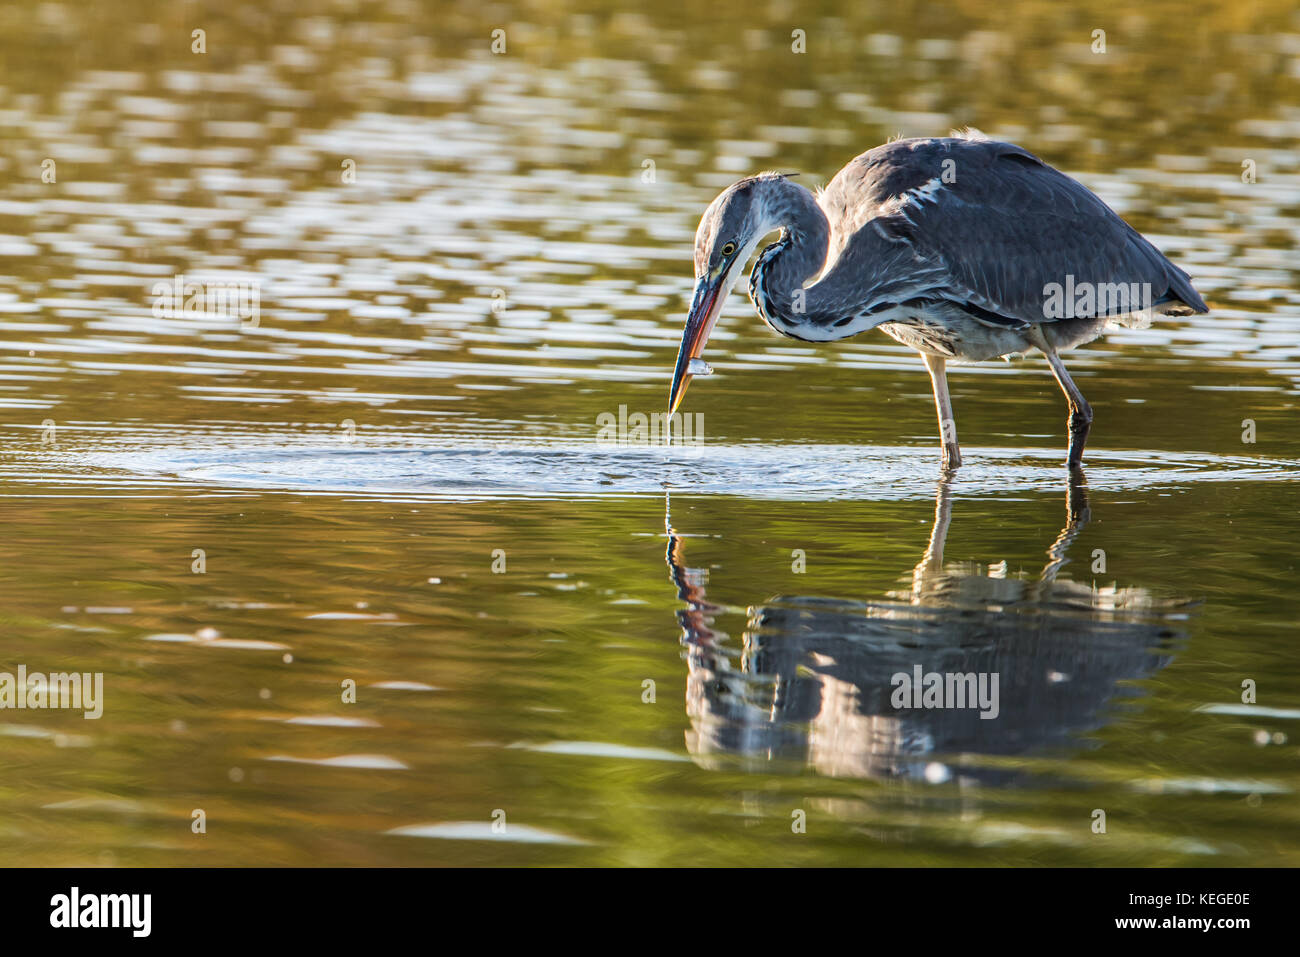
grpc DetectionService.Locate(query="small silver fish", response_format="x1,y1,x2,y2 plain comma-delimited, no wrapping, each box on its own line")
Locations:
687,357,713,377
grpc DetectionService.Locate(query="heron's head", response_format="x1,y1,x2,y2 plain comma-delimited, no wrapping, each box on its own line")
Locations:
669,175,791,415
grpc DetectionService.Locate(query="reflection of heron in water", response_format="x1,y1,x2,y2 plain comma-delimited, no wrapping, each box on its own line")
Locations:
665,478,1187,783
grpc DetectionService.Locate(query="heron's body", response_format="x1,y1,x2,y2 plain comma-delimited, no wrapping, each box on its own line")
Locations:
669,133,1208,468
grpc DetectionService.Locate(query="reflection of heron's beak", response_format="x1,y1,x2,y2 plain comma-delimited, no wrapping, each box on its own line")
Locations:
668,271,727,416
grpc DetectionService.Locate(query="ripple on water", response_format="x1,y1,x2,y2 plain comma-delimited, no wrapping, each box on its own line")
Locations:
143,631,289,651
385,822,590,846
263,754,409,770
509,740,690,762
270,716,382,728
1197,703,1300,720
52,436,1300,502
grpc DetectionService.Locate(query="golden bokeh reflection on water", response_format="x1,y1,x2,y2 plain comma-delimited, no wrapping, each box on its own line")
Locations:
0,0,1297,865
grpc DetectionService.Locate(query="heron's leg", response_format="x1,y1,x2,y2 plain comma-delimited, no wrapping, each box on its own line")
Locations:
1028,329,1093,468
911,476,955,599
921,353,961,470
1039,472,1091,586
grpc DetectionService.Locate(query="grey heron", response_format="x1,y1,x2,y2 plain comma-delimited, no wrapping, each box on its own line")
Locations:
668,133,1208,469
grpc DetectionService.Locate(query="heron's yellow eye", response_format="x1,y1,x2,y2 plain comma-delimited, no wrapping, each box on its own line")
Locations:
720,241,737,257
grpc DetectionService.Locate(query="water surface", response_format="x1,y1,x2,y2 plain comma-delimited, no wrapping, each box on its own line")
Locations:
0,0,1298,866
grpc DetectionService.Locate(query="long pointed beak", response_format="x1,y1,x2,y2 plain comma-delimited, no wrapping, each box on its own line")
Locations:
668,273,726,415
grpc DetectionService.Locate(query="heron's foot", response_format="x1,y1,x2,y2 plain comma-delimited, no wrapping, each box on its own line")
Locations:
1065,406,1093,468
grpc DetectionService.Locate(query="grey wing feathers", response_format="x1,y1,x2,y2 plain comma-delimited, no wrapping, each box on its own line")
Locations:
824,138,1208,325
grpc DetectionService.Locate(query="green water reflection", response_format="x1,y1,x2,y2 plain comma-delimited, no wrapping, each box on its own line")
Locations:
0,0,1296,865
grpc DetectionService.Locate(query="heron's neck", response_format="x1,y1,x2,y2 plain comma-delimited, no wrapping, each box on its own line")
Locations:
747,183,831,340
747,180,881,342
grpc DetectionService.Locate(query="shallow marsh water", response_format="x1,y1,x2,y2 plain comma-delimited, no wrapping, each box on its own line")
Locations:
0,0,1298,865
